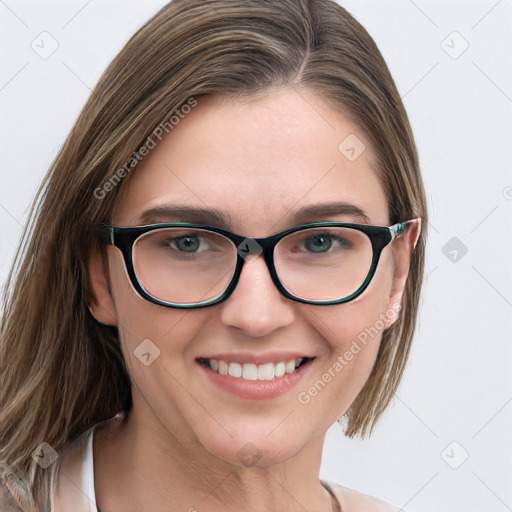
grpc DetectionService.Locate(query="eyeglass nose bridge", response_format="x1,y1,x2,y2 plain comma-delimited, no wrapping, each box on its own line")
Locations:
234,233,287,272
227,233,298,306
235,236,266,260
233,235,280,279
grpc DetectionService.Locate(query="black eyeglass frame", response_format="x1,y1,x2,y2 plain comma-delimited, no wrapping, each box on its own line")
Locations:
93,219,417,309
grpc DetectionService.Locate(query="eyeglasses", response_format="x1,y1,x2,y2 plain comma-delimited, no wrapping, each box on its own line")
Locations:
93,219,417,309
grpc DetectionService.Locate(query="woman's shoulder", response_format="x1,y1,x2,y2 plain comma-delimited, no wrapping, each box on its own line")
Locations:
324,480,403,512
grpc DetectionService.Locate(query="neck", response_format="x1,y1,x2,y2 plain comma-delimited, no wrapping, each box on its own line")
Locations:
93,407,337,512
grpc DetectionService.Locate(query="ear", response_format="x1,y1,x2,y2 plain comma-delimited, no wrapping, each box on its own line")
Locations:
87,243,117,326
384,218,421,328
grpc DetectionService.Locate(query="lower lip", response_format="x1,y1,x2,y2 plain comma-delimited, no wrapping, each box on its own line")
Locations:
197,360,313,400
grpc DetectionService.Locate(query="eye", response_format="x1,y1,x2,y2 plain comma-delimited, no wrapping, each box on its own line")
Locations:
171,234,209,253
304,233,333,253
303,233,351,253
163,234,214,254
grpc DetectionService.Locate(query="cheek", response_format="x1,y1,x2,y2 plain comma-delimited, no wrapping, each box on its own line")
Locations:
106,251,215,439
314,247,395,350
106,250,204,368
300,250,396,414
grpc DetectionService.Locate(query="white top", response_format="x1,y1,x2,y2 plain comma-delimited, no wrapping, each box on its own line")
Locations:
51,421,99,512
81,425,98,511
49,414,402,512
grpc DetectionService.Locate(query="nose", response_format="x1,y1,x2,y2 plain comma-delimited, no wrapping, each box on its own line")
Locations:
220,255,295,338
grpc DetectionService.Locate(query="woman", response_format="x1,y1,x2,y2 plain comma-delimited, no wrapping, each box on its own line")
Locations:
0,0,427,510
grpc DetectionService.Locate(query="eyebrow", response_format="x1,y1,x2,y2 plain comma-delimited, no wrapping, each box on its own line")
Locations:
137,201,371,228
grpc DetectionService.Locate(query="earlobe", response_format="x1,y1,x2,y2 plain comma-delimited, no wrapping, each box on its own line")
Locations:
87,244,117,326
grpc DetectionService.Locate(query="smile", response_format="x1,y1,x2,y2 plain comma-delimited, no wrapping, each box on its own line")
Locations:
198,357,311,381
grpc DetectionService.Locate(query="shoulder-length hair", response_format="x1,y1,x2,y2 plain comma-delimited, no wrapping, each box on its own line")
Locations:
1,0,427,509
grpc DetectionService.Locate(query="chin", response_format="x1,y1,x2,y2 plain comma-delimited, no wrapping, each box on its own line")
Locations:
198,428,307,468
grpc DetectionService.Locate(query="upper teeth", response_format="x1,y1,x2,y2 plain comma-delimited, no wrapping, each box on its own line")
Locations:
208,358,304,381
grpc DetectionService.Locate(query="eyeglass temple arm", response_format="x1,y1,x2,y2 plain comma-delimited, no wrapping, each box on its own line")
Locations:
91,225,114,244
388,219,418,240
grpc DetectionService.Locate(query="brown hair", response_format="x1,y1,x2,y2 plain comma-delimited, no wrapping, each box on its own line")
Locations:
0,0,427,508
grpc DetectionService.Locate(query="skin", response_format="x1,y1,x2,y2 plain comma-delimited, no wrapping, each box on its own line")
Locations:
88,87,420,512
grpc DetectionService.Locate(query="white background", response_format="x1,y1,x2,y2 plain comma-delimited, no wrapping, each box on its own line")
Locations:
1,1,511,511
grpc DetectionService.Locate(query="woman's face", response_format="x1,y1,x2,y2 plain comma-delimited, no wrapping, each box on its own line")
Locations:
90,88,416,466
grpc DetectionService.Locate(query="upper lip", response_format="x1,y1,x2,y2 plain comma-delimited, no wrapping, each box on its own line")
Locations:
196,352,314,365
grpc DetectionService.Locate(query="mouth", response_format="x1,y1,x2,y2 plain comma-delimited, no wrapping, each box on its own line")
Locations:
196,356,314,381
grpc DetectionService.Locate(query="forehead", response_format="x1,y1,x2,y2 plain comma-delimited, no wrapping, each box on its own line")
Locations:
113,88,389,233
